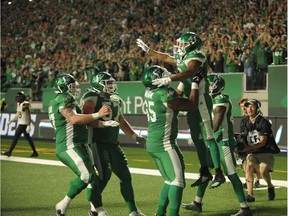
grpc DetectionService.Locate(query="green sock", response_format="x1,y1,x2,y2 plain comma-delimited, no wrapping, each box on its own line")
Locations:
228,173,246,203
156,183,170,215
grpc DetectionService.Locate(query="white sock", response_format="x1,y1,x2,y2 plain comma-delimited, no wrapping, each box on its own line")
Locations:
240,202,248,208
90,203,97,212
56,196,71,213
195,196,203,203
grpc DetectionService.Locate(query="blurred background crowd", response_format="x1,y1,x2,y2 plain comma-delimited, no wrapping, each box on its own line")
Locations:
1,0,287,101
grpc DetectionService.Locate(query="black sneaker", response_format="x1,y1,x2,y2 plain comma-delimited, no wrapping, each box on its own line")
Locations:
1,151,11,157
230,207,252,216
254,180,260,188
31,152,39,157
268,186,275,200
191,173,213,187
245,195,255,202
88,208,97,216
209,173,226,189
182,201,202,213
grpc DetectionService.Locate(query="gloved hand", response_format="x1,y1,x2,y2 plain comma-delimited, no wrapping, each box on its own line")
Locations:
152,77,172,87
26,125,31,133
98,120,119,128
192,75,202,85
7,121,12,125
194,67,206,81
136,135,146,145
136,38,150,53
132,134,146,145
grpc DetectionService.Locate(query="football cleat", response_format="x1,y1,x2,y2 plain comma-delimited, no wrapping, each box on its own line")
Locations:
1,151,11,157
230,207,252,216
245,195,255,202
56,209,66,216
209,173,226,189
129,209,145,216
31,152,39,157
191,173,213,187
182,201,202,213
88,208,97,216
97,211,109,216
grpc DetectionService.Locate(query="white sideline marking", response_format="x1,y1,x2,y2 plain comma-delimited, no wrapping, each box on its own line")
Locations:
1,155,288,188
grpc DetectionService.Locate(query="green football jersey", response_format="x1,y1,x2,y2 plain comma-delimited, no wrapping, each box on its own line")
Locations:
144,87,179,152
175,50,209,95
48,93,88,154
81,90,121,145
212,93,235,142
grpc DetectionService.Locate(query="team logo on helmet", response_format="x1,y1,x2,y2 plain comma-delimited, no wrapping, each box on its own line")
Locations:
142,65,170,89
207,73,225,95
91,72,117,94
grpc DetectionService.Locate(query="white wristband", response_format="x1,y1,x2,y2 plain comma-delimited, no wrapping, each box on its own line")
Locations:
191,83,199,90
92,113,100,120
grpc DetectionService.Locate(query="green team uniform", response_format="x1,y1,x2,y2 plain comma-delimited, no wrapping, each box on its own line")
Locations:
213,94,246,204
144,87,185,216
195,93,246,204
80,90,138,213
48,93,101,206
176,50,222,171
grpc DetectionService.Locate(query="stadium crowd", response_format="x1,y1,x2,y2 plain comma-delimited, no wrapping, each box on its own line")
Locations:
1,0,287,100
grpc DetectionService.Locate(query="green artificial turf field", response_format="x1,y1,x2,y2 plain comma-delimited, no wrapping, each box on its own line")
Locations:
1,138,287,216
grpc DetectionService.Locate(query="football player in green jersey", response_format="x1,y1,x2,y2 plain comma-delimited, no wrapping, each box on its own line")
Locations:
137,32,225,188
183,74,252,216
48,74,112,216
80,72,146,216
142,65,199,216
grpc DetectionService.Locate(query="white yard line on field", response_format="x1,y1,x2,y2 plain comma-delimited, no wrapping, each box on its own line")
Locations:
1,155,287,188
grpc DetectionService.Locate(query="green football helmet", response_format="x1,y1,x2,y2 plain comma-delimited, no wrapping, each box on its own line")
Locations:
91,72,117,94
207,73,225,95
142,65,170,89
54,74,80,96
173,32,202,57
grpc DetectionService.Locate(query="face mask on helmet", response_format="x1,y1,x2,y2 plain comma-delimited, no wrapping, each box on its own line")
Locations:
15,91,26,103
173,32,202,57
54,74,80,97
91,72,117,94
142,65,170,89
207,73,225,95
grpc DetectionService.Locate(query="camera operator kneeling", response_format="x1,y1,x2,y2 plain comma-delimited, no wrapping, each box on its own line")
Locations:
238,99,280,203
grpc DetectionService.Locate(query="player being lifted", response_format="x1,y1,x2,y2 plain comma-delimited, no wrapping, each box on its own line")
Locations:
183,74,252,216
136,32,225,188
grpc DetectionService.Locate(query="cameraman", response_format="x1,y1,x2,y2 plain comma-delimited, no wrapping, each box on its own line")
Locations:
238,99,279,202
238,98,261,189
